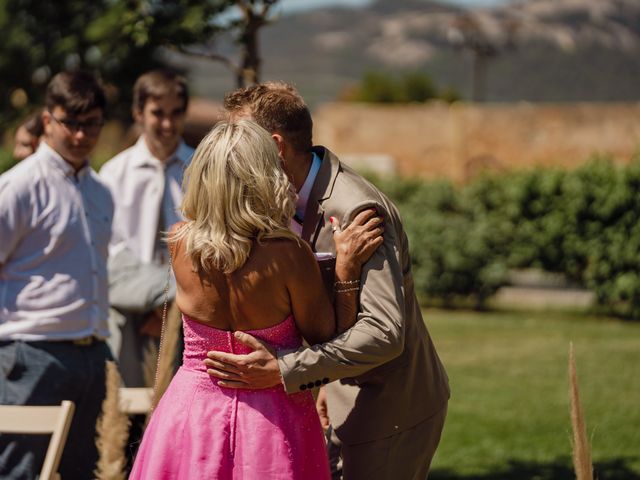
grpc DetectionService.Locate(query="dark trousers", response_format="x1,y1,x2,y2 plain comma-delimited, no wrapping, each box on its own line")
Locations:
0,340,112,480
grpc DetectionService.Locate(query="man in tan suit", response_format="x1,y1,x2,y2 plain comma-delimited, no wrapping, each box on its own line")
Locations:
205,82,450,479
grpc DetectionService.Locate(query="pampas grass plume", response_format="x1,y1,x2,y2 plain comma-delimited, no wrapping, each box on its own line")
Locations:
95,361,130,480
569,342,593,480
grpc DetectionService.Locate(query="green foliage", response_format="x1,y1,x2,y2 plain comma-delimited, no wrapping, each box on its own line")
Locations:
0,0,234,133
438,86,462,104
374,176,509,307
374,156,640,317
355,72,400,103
0,146,16,175
350,71,459,104
401,72,438,102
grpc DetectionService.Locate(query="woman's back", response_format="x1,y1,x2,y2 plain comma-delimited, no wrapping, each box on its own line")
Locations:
173,237,303,330
171,234,336,347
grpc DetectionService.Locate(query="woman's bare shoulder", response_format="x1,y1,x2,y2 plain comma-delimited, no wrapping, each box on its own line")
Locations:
168,221,188,239
247,238,315,279
167,222,191,271
258,237,314,261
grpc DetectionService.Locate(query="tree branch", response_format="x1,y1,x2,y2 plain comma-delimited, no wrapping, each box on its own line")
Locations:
237,0,250,18
260,1,273,18
166,44,242,77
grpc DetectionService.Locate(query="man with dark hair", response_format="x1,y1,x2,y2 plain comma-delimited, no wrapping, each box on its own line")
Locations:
131,69,189,120
205,82,450,479
100,69,193,386
0,71,113,479
12,110,44,161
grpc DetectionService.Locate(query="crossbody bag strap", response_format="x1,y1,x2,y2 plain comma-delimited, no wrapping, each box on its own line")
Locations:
152,239,175,403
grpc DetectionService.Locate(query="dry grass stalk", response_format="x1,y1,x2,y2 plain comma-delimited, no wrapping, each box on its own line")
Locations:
569,342,593,480
95,361,130,480
150,301,182,413
142,338,158,388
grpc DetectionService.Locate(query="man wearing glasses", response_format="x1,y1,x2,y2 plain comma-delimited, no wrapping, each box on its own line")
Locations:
0,71,113,479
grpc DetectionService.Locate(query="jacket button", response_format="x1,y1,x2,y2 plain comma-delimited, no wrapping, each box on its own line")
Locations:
322,377,330,384
307,382,315,389
300,384,307,391
314,380,322,387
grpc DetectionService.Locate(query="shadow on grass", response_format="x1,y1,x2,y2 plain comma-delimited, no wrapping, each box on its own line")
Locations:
430,457,640,480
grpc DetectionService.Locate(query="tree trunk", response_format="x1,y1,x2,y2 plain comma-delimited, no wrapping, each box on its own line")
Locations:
237,13,261,87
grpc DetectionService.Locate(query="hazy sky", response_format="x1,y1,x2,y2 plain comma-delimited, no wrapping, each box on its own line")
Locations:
277,0,513,13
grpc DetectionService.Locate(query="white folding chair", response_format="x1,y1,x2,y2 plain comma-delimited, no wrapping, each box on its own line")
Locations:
0,400,75,480
118,387,153,415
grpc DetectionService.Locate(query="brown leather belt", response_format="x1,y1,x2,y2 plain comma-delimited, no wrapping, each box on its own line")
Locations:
71,336,101,347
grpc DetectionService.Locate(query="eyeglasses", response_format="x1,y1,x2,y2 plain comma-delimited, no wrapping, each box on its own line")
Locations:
48,111,104,136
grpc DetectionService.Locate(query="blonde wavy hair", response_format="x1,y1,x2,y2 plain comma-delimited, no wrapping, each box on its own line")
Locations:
172,120,298,274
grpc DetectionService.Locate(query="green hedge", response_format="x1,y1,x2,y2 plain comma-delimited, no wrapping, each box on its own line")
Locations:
3,148,639,317
0,148,16,175
346,71,461,104
371,156,640,318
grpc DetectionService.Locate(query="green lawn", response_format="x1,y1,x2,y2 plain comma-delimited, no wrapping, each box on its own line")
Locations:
425,309,640,480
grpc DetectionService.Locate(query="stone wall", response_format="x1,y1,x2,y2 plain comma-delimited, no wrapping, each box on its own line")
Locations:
313,102,640,182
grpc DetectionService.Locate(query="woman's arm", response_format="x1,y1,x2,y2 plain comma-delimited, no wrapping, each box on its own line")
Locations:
288,209,383,344
331,209,384,333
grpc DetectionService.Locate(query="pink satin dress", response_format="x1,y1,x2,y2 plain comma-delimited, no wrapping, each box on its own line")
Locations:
129,314,330,479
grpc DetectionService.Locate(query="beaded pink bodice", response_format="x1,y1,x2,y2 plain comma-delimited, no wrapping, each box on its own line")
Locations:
181,314,302,372
131,312,330,479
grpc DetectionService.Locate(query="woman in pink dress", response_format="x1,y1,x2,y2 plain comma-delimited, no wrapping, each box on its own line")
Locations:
129,120,383,479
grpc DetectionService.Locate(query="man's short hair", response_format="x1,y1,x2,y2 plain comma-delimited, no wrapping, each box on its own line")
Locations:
133,69,189,113
223,82,313,154
45,71,106,115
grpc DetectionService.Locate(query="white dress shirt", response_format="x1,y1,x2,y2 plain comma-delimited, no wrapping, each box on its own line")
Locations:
0,142,113,340
99,136,194,264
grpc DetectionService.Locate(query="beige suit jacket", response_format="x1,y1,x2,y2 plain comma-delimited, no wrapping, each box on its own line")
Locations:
278,147,450,445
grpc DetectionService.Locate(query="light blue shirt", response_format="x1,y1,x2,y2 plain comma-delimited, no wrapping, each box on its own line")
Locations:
0,142,114,340
291,152,322,236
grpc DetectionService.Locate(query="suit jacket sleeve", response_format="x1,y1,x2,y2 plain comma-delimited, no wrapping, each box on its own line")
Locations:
278,219,406,393
107,247,176,312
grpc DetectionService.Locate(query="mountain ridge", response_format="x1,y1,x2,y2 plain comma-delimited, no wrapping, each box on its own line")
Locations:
183,0,640,106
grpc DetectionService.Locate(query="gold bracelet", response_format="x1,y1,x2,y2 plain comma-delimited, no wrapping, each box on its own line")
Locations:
334,279,360,288
335,286,360,294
